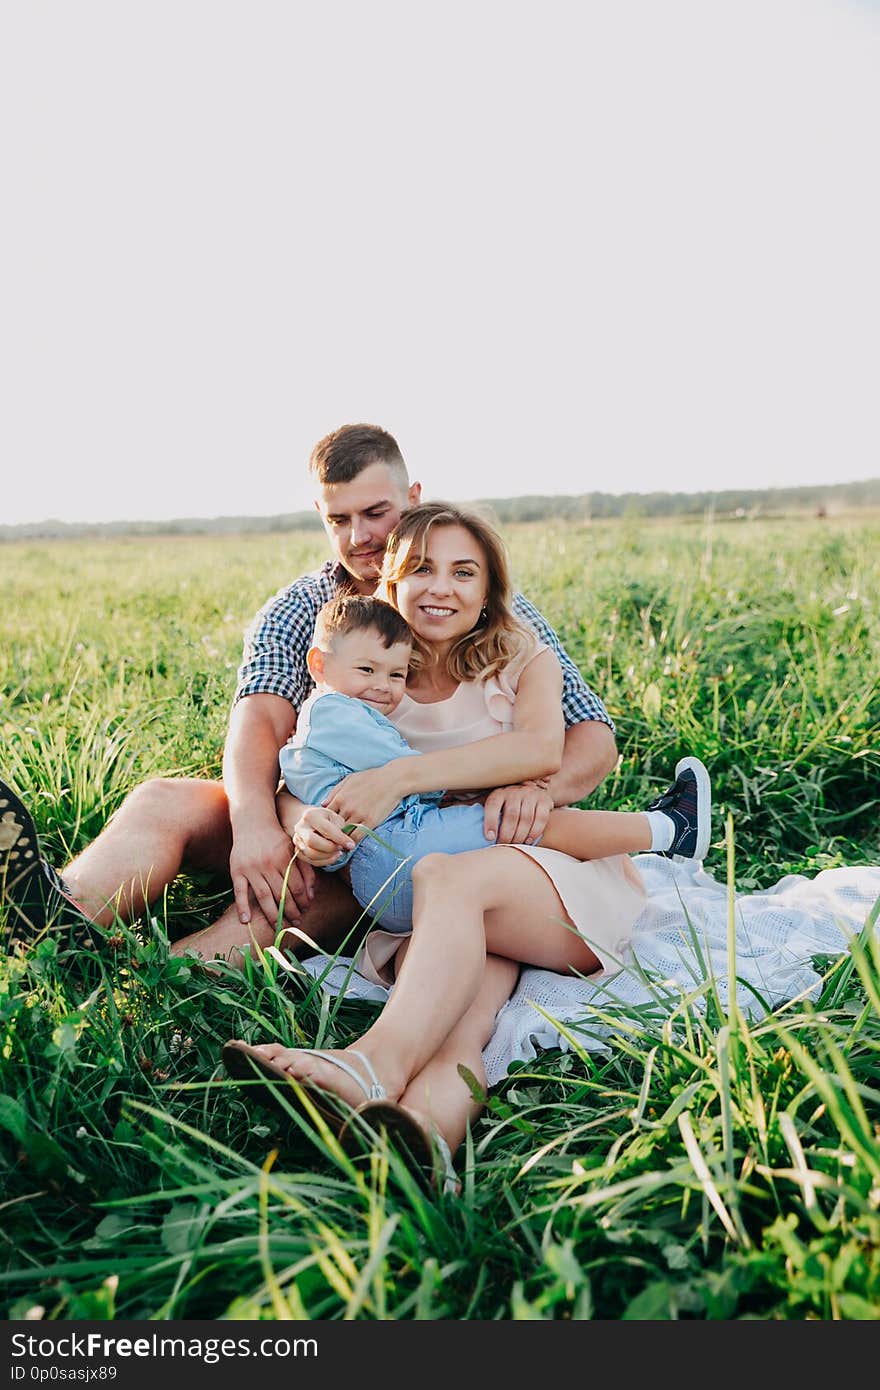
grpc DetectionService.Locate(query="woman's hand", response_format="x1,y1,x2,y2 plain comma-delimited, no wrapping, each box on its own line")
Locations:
292,805,358,867
483,781,555,845
323,762,409,830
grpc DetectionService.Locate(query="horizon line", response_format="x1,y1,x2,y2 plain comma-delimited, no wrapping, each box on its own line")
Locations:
5,475,880,533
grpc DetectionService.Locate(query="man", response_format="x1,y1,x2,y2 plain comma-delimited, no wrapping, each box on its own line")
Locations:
1,424,617,958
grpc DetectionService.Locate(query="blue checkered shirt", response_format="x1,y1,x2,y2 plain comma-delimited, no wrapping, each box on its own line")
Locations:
234,559,614,732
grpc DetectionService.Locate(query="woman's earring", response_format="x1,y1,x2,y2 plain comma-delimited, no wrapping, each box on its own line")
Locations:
479,604,488,624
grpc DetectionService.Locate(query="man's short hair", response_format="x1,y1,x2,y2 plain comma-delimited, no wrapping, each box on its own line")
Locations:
313,594,412,652
309,423,408,487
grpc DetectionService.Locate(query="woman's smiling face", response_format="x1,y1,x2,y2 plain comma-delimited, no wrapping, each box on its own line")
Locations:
394,523,488,646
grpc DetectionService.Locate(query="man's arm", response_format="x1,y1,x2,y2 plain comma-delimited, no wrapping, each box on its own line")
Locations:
223,693,314,925
549,719,618,807
224,572,333,923
511,592,615,733
223,692,296,820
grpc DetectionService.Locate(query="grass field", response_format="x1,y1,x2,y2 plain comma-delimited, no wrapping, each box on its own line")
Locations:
1,513,879,1320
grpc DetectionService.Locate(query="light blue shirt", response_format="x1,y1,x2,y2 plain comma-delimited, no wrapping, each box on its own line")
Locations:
281,688,495,902
279,692,443,866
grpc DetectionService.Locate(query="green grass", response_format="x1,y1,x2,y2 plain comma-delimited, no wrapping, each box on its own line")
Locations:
1,514,879,1320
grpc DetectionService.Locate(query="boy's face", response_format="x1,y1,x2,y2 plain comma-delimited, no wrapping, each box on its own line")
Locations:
314,462,422,593
313,627,412,715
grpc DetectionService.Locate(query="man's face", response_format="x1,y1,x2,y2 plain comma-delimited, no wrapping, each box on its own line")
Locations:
315,462,421,592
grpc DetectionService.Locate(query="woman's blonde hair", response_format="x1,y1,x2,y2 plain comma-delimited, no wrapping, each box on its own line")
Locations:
378,501,530,682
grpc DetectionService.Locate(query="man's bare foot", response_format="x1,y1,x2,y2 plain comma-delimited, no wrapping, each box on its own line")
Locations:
170,907,277,967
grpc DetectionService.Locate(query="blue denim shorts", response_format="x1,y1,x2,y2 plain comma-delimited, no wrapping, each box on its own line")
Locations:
348,801,494,934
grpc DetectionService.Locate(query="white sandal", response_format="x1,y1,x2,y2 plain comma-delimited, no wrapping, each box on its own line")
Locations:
222,1040,385,1134
340,1099,460,1196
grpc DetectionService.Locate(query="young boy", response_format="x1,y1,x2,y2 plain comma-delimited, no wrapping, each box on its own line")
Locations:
278,594,712,935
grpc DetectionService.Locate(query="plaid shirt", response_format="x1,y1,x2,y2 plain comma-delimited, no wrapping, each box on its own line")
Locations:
234,559,614,732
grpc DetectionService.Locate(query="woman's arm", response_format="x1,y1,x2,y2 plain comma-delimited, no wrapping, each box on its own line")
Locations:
323,649,565,830
481,720,618,845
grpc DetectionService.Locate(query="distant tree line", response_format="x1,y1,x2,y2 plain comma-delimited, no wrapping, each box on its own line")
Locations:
484,478,880,522
3,478,878,542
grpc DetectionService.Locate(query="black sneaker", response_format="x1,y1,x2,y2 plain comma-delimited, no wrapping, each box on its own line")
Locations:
0,779,93,944
645,757,712,860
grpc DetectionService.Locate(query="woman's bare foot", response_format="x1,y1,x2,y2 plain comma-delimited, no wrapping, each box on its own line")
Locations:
248,1041,407,1108
339,1098,461,1194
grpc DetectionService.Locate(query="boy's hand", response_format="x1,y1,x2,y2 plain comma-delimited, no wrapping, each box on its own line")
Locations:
483,782,554,845
293,805,358,867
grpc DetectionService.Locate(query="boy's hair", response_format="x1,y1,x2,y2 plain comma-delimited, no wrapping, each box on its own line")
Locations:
312,594,412,652
309,424,408,488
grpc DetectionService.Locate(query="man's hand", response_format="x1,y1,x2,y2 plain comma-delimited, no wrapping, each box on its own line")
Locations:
229,819,316,927
483,781,555,845
323,764,406,832
292,805,358,867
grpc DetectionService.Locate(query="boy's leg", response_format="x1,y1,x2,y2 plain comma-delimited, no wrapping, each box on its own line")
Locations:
540,758,712,862
540,806,651,859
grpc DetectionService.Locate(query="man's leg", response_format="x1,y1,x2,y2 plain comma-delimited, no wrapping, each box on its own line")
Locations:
65,776,364,954
62,778,232,926
171,869,363,963
2,775,232,939
4,774,361,955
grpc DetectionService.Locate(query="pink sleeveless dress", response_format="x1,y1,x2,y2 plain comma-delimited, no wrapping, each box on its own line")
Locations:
354,643,646,983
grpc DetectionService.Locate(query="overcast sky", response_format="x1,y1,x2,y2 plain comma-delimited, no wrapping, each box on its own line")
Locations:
2,0,879,525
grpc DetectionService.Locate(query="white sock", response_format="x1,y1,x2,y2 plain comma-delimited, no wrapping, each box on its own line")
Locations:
645,810,674,851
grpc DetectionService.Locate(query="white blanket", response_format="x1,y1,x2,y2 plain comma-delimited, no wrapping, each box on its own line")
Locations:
301,856,880,1087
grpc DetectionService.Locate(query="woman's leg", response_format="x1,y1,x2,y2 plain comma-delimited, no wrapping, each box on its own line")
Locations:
249,846,591,1106
395,952,520,1154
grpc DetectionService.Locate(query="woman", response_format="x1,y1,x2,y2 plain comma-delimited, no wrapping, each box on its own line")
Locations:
224,502,664,1177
